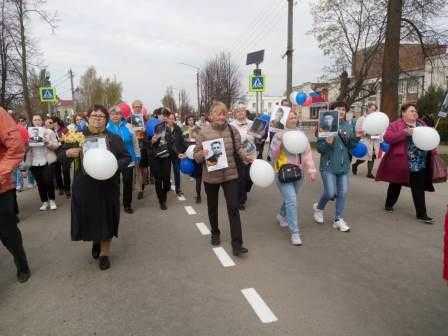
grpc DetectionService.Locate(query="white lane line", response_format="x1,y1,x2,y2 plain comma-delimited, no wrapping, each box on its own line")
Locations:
184,206,197,215
241,288,278,324
195,222,211,235
212,247,235,267
177,195,186,201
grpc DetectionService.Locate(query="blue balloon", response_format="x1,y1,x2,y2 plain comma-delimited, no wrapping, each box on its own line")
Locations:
180,158,196,175
295,92,308,106
380,142,390,153
352,142,368,158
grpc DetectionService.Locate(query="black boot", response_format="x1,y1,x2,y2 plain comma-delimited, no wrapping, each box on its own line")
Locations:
232,245,249,257
14,255,31,283
211,234,221,246
99,256,111,270
92,242,100,259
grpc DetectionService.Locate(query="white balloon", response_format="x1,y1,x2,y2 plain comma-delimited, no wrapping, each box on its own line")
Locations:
185,145,195,159
283,130,309,154
412,126,440,151
83,148,118,181
363,112,390,135
250,159,275,188
289,91,298,105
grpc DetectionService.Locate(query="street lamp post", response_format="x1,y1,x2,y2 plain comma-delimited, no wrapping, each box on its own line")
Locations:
178,62,201,117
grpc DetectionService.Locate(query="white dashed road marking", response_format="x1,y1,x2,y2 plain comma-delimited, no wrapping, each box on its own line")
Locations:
184,206,197,215
241,288,278,324
212,247,235,267
195,222,211,235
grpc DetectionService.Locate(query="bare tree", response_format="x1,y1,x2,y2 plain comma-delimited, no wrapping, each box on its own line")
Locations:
310,0,387,106
200,52,242,114
6,0,57,119
78,66,122,110
161,86,178,113
178,89,194,120
310,0,448,113
381,0,448,119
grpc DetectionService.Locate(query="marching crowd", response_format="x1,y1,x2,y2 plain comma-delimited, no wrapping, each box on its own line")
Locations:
0,98,447,285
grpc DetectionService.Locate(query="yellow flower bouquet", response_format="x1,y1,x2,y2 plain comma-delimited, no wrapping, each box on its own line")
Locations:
62,130,85,171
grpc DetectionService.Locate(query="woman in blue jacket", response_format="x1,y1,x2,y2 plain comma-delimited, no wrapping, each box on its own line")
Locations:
313,102,359,232
107,106,141,214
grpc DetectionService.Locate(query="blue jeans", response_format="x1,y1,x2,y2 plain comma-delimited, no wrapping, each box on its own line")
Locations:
317,171,349,221
276,176,304,234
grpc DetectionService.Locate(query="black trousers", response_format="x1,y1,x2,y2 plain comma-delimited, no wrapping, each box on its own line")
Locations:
195,166,203,197
204,179,243,248
30,165,55,202
256,141,265,160
170,156,181,193
150,157,171,204
238,164,253,206
122,166,134,208
385,169,428,217
53,160,71,193
0,190,29,272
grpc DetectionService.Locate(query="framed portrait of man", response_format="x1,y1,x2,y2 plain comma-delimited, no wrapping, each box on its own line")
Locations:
27,127,45,147
203,138,228,172
318,110,339,138
130,113,145,131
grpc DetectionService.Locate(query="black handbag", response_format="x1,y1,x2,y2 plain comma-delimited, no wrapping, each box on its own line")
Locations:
278,162,302,184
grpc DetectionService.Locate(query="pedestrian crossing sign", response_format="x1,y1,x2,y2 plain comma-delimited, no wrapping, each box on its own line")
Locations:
39,87,56,102
249,75,266,93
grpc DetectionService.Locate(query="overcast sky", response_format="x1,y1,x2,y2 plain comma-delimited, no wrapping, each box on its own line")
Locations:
32,0,329,110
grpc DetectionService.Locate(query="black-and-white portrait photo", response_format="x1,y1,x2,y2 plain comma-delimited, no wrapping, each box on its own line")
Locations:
270,106,289,130
249,118,268,139
203,138,228,172
130,113,145,130
28,127,45,147
318,110,339,137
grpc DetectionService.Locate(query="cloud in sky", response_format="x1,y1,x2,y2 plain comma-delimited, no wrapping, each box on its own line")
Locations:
31,0,329,110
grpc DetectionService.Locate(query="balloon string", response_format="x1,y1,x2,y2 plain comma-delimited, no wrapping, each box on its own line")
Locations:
435,117,441,130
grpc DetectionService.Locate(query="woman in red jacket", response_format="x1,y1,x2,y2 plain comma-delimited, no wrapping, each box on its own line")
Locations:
376,103,436,224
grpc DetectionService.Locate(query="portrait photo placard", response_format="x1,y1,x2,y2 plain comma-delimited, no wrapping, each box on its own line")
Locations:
203,138,228,172
28,127,45,147
318,110,340,138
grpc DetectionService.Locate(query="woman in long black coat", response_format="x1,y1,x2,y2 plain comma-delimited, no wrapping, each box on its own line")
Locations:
63,105,130,270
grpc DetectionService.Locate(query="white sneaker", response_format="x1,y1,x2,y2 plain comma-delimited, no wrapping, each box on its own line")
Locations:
291,233,302,246
276,214,288,228
49,200,57,210
313,203,324,224
40,202,49,211
333,218,350,232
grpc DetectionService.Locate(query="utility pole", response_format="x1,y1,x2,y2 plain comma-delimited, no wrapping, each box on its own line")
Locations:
68,68,76,111
196,71,200,117
286,0,294,97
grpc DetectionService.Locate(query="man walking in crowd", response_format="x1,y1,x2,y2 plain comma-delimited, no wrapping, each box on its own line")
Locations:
0,107,31,283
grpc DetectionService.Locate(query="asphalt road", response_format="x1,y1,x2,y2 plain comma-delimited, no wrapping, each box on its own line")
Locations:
1,155,447,336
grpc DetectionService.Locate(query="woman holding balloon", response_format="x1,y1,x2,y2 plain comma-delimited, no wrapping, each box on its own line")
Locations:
313,102,359,232
270,108,317,246
64,105,130,270
376,103,438,224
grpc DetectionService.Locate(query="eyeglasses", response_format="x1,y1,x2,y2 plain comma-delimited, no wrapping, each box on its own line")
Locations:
90,114,106,119
133,106,142,109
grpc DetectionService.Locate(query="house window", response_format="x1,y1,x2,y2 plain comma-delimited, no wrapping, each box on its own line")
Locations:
407,77,420,94
268,102,272,110
252,103,256,109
